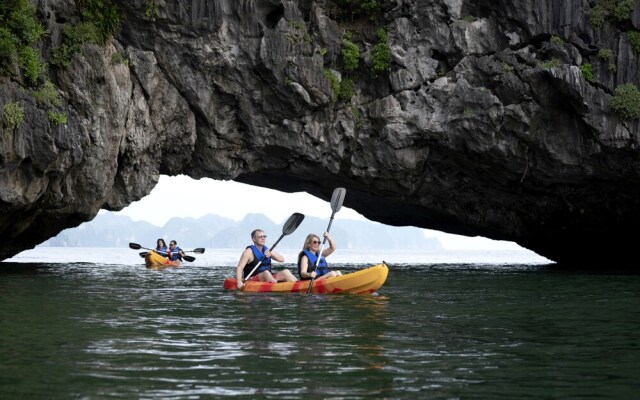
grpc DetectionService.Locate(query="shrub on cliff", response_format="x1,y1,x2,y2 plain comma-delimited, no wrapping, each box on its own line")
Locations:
333,0,381,20
610,83,640,120
51,0,120,68
2,102,24,130
342,32,360,71
0,0,46,86
627,31,640,54
580,63,594,82
589,0,636,28
370,28,390,77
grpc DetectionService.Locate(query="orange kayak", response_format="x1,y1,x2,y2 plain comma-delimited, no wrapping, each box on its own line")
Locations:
145,251,181,269
223,263,389,294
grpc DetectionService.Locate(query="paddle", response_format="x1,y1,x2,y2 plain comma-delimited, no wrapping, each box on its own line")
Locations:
243,212,305,282
307,188,346,294
129,242,197,262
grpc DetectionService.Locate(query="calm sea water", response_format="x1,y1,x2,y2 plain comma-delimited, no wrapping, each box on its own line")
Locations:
1,248,639,398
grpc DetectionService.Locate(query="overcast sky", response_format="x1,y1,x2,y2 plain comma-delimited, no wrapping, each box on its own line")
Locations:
112,175,524,250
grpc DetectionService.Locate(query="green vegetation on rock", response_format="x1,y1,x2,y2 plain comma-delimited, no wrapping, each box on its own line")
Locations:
145,0,158,18
323,69,355,102
333,0,381,20
550,35,564,45
77,0,120,44
350,105,363,129
32,79,61,107
0,0,46,86
370,28,390,77
341,32,360,71
47,111,67,125
589,0,635,28
338,77,355,101
2,101,24,130
51,22,102,68
540,58,560,69
597,48,617,71
51,0,120,68
579,63,594,82
610,83,640,120
627,31,640,54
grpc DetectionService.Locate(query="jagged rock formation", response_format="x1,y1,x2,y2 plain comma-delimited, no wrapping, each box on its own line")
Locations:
1,0,639,267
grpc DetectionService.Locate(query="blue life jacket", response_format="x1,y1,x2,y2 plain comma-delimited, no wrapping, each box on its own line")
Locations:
297,250,328,280
243,245,272,279
167,246,182,261
155,246,167,256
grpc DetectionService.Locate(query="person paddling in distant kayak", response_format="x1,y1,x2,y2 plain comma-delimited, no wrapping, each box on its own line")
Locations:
154,238,168,257
167,240,185,262
298,232,342,281
235,229,297,289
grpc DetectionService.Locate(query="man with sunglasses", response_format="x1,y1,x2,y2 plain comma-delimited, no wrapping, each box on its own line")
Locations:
235,229,297,289
297,232,342,281
167,240,186,262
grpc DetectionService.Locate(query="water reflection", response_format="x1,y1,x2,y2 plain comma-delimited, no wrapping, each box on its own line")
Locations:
229,292,394,396
2,259,639,398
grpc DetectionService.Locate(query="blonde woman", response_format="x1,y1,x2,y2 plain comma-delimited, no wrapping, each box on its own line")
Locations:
297,232,342,280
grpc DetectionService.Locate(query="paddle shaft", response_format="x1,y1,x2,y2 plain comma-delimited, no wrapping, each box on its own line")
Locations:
307,188,346,294
307,215,338,293
314,216,336,267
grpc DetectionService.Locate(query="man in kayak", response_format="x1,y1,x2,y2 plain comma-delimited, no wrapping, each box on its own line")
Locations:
235,229,297,289
297,232,342,280
167,240,186,262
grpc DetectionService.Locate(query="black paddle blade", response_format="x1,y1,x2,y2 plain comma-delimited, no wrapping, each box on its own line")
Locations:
129,242,142,250
193,248,205,254
330,188,346,213
139,252,148,258
183,255,196,262
282,212,305,235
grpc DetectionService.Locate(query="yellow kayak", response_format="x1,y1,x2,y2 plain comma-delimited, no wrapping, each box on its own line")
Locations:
223,263,389,294
145,251,181,269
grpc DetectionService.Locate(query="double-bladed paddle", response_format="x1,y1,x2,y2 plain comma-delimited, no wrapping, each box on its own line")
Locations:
243,212,305,282
128,242,202,262
307,188,346,293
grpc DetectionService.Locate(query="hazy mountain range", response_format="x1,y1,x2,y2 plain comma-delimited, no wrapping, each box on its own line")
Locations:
41,212,442,250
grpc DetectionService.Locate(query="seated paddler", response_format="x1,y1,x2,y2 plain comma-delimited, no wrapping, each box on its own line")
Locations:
297,232,342,281
235,228,297,289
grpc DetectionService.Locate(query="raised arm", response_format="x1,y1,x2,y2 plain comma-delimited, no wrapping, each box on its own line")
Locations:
321,232,336,258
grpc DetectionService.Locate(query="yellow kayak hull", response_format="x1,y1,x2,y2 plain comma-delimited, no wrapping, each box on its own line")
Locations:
145,251,180,269
223,263,389,294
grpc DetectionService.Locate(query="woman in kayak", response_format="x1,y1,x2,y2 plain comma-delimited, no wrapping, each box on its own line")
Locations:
297,232,342,280
155,238,168,257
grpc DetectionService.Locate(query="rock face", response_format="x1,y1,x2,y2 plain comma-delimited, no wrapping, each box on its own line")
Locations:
1,0,639,267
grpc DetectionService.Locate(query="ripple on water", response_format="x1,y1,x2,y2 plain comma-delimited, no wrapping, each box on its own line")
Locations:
1,256,639,398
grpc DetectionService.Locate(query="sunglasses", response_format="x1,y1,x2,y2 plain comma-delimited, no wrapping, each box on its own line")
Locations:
256,235,267,239
311,240,321,244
